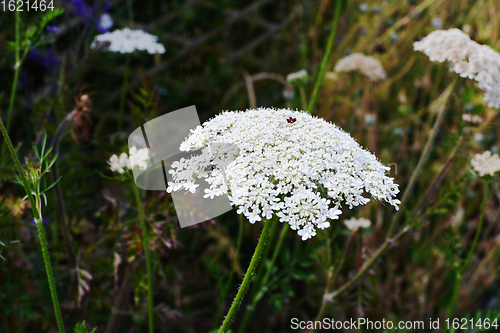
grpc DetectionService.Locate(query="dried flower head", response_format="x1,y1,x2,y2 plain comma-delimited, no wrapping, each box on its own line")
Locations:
471,151,500,177
71,87,93,143
167,108,400,240
414,28,500,108
91,28,166,54
344,217,371,231
334,53,387,81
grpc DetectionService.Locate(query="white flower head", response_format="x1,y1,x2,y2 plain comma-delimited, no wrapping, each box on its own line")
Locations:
334,53,387,81
91,27,166,54
109,146,150,174
167,108,400,240
462,113,483,124
414,28,500,108
471,151,500,177
286,69,308,83
344,217,371,231
98,13,114,31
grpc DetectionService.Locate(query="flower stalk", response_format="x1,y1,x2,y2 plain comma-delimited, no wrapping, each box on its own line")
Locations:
132,181,154,333
446,182,489,319
118,54,131,132
307,0,342,113
218,216,278,333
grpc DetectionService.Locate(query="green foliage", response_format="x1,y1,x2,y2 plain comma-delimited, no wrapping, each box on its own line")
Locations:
74,321,97,333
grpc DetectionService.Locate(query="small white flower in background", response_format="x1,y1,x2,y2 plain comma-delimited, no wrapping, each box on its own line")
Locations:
109,146,150,174
91,27,166,54
431,17,443,29
167,108,400,240
98,13,114,32
286,69,308,83
109,153,129,174
364,113,377,126
462,113,483,124
334,53,387,81
471,151,500,177
344,217,371,231
414,28,500,108
473,133,485,144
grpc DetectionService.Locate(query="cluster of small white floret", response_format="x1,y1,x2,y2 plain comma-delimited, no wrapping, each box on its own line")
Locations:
462,113,483,124
166,108,400,240
344,217,371,231
109,146,150,174
91,28,165,54
334,53,387,81
286,69,308,82
471,151,500,177
414,28,500,108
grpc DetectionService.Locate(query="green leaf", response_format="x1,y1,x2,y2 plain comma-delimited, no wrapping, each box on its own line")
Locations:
73,321,97,333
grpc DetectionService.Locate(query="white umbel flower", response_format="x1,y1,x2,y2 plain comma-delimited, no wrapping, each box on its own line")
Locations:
344,217,371,231
286,69,308,82
167,108,400,240
462,113,483,124
109,146,150,174
471,151,500,177
334,53,387,81
414,28,500,108
91,27,165,54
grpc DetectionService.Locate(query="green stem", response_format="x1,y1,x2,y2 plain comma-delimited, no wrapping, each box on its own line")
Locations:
237,223,288,333
132,182,154,333
321,77,458,306
299,87,308,112
36,218,66,333
307,0,342,113
447,183,488,318
1,10,21,163
218,217,277,333
213,214,244,329
6,10,20,132
118,54,131,132
0,117,65,332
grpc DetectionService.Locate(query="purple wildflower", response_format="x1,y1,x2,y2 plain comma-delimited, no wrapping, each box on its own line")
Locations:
46,25,59,33
27,48,60,70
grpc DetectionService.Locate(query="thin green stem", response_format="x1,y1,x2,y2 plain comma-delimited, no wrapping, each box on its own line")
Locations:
1,10,21,164
218,217,277,333
213,214,245,329
132,182,154,333
6,10,20,132
0,117,65,332
36,217,66,333
307,0,342,113
237,223,288,333
321,77,457,307
447,183,488,319
118,54,131,132
299,87,308,112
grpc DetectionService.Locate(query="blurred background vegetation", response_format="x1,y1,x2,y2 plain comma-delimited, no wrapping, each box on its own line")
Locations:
1,0,500,332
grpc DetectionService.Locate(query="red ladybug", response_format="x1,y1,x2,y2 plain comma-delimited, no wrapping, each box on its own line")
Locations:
287,117,296,124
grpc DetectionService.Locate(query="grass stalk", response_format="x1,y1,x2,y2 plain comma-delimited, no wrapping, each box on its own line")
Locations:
307,0,342,113
132,182,154,333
